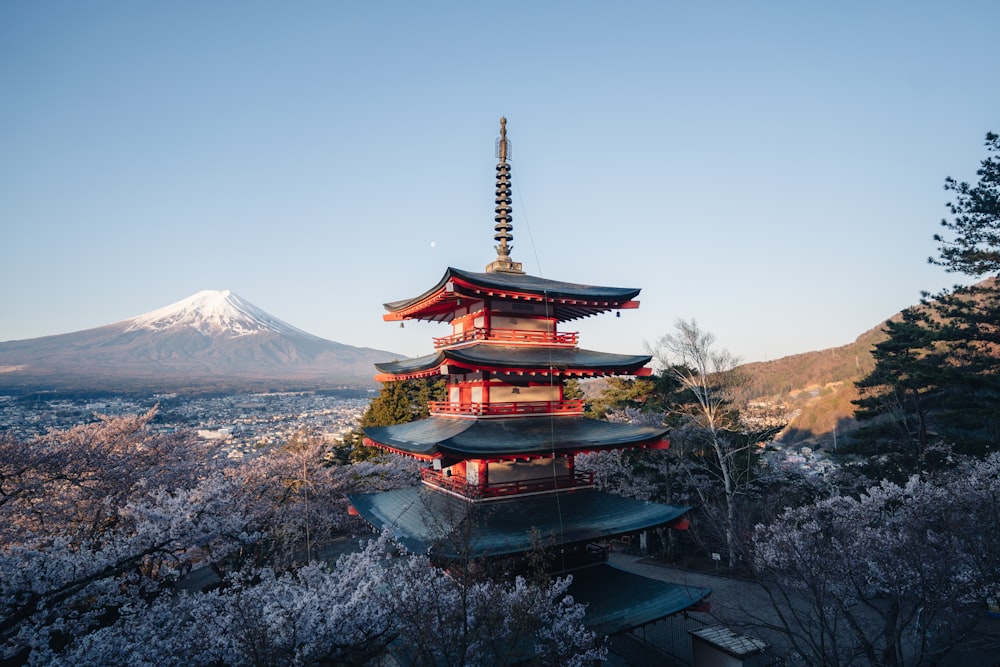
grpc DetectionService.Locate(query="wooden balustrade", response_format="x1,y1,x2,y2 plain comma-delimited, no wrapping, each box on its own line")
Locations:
433,328,578,348
428,400,584,417
421,468,595,499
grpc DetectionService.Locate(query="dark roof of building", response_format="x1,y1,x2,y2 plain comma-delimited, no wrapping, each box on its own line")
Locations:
689,625,768,657
570,564,712,636
346,485,691,559
374,345,651,377
383,267,641,322
363,415,667,458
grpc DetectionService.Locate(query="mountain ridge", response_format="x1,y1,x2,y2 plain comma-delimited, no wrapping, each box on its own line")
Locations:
0,291,399,393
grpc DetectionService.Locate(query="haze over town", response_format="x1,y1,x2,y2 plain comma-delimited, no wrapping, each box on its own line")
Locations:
2,2,997,363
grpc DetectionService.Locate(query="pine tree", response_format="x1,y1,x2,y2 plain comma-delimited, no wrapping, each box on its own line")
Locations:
928,131,1000,453
928,280,1000,453
562,377,584,401
343,378,447,461
361,380,412,428
932,132,1000,276
854,132,1000,461
586,377,655,419
851,307,943,472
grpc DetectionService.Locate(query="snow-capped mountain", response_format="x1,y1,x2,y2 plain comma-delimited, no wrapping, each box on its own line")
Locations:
125,290,321,339
0,291,399,392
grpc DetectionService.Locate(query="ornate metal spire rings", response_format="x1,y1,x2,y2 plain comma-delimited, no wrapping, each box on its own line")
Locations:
486,117,523,274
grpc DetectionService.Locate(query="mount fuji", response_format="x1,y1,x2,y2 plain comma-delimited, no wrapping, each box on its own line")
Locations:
0,291,400,393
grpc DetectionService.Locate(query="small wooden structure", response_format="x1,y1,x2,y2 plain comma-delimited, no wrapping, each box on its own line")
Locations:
690,625,770,667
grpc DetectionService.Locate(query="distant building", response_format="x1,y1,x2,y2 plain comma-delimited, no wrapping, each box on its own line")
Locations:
197,426,231,440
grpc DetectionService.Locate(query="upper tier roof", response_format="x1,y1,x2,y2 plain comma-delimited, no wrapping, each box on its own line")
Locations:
363,415,668,459
382,267,641,322
374,345,651,380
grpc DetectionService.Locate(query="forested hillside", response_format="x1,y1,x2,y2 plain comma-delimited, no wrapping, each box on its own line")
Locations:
738,321,887,445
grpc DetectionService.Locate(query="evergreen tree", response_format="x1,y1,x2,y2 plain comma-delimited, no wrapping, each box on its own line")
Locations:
585,372,680,420
930,131,1000,449
585,376,655,419
411,377,447,419
342,378,446,461
855,132,1000,460
562,377,584,401
928,280,1000,452
932,132,1000,276
361,380,412,427
850,307,944,474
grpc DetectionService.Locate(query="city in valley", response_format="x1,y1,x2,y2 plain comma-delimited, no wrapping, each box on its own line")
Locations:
0,390,374,458
0,388,847,477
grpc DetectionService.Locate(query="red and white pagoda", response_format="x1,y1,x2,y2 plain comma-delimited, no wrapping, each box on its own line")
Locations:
348,118,710,635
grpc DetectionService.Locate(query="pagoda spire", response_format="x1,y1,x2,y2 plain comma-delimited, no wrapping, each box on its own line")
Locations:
486,116,524,274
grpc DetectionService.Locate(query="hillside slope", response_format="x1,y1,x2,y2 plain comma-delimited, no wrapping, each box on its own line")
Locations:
739,323,888,446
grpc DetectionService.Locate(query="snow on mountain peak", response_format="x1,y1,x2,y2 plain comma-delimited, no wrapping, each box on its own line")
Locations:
125,290,318,339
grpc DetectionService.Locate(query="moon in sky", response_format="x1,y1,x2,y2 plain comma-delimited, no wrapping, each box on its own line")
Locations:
430,241,437,248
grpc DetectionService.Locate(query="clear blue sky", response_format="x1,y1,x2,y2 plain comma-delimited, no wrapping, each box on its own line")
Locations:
2,1,997,363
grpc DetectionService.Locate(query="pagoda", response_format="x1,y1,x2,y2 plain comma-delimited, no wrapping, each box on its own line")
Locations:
348,118,710,636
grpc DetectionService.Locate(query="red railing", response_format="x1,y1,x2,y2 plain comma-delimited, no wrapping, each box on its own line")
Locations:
433,328,578,348
421,468,595,499
428,400,584,417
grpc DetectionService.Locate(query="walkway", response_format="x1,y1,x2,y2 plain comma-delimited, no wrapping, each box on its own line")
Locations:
608,551,1000,667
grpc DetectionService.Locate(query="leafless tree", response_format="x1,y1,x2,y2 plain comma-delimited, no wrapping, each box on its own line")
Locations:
650,318,775,568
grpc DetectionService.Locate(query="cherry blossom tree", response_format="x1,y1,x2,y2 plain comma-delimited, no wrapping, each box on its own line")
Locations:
224,432,419,568
0,409,253,663
37,533,604,667
752,454,1000,666
576,407,677,505
3,411,600,666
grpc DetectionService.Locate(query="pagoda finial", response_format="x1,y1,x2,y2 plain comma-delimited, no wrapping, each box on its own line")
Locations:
487,116,524,274
497,116,508,163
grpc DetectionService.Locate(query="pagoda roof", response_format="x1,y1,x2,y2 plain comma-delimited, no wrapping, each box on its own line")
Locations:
569,564,712,636
375,345,651,380
382,267,641,322
346,485,690,559
362,415,667,459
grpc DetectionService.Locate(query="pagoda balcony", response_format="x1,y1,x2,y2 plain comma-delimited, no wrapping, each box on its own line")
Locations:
428,399,585,417
433,327,578,348
421,468,596,500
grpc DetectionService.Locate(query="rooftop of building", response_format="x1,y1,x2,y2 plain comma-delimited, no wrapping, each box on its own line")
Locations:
347,485,689,560
362,414,667,459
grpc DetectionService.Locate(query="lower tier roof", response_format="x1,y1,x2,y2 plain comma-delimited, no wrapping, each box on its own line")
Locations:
569,564,712,636
362,415,668,459
346,485,690,559
374,345,652,379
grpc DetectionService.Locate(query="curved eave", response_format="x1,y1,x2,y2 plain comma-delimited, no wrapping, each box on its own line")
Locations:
374,351,444,376
346,486,691,560
570,565,713,636
382,287,457,323
363,415,669,458
374,346,652,381
382,267,642,322
445,345,651,374
361,437,440,462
